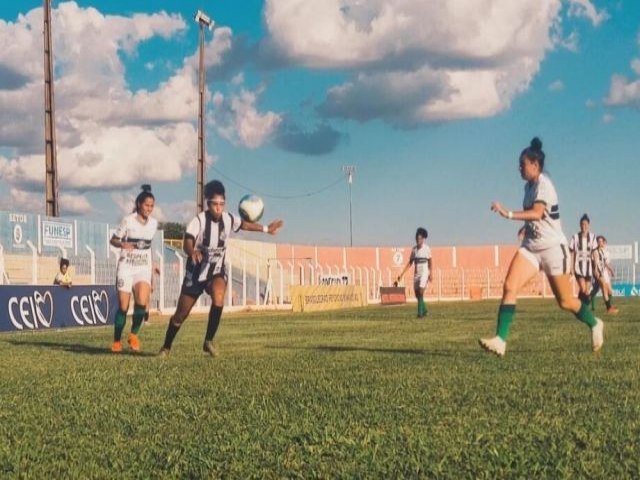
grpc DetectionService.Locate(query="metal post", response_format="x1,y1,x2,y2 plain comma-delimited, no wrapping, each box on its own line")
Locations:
85,245,95,285
194,10,214,214
43,0,59,217
342,166,355,246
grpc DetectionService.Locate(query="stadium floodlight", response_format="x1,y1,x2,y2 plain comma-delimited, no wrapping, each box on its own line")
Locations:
194,9,215,213
194,10,214,30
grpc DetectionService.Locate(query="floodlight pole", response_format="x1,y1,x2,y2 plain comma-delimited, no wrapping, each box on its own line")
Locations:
194,10,214,214
44,0,59,217
343,166,355,247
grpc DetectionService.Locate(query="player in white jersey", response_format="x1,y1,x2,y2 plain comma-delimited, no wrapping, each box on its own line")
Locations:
109,185,158,353
159,180,283,357
396,228,432,317
479,137,603,357
569,214,597,305
590,235,619,314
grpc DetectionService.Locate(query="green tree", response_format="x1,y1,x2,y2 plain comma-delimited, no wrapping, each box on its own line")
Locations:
159,222,186,240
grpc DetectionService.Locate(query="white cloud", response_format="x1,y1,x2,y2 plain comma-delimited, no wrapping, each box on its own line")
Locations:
264,0,602,125
631,58,640,76
567,0,608,27
210,84,282,148
548,80,565,92
602,113,615,124
604,74,640,108
60,193,92,215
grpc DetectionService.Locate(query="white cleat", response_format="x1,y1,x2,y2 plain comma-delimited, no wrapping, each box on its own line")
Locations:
479,336,506,357
591,318,604,352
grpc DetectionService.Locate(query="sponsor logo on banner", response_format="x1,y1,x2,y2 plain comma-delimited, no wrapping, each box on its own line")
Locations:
392,249,404,266
71,289,110,326
319,274,350,286
8,290,54,330
291,285,367,313
42,220,73,248
9,213,27,249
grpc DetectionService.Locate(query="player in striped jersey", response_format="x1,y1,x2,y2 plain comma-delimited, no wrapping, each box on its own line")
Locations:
569,214,597,305
396,228,432,317
590,235,619,314
109,185,158,353
479,137,603,357
159,180,283,357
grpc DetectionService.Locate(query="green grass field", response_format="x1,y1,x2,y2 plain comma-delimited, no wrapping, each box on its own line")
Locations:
1,298,639,478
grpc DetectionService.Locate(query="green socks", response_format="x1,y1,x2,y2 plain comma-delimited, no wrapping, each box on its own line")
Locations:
114,309,127,341
575,303,597,328
496,304,516,341
131,304,146,334
417,297,427,317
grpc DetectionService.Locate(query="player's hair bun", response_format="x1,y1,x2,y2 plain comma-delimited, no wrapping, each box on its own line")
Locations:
580,213,590,223
141,184,152,193
530,137,543,151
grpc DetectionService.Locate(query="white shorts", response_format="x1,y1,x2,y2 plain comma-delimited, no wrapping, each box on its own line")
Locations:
414,276,429,290
116,264,152,293
519,245,570,277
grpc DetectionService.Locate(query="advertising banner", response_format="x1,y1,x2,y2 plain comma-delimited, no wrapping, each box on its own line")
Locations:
0,285,117,332
380,287,407,305
291,285,367,313
611,283,640,297
42,220,74,249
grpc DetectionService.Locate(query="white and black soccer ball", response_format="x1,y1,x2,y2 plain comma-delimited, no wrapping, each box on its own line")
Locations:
238,194,264,222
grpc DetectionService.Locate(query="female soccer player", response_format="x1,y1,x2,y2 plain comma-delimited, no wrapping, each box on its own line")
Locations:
591,235,619,314
109,185,158,353
159,180,283,357
479,138,603,357
396,227,432,317
569,214,597,305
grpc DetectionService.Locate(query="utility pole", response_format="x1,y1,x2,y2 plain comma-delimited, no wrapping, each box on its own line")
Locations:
44,0,59,217
342,166,355,247
194,10,214,213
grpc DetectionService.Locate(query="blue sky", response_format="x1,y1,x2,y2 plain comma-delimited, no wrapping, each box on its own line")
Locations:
0,1,638,247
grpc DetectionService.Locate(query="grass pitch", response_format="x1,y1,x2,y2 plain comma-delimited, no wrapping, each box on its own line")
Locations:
1,298,639,478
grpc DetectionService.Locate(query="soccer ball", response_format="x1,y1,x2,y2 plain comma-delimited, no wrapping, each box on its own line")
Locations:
238,194,264,222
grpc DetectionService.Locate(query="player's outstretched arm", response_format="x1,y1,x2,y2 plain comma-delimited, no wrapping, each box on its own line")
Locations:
241,219,284,235
491,201,545,221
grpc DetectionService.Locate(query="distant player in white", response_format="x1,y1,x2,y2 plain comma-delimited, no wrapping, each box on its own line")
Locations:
569,214,597,305
590,235,619,314
159,180,283,357
109,185,158,353
396,227,432,318
479,137,603,357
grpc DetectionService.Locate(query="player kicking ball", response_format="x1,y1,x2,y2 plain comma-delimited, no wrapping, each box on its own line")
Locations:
396,227,432,318
479,137,603,357
159,180,283,357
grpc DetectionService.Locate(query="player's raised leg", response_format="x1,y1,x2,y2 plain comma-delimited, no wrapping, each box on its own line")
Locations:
547,274,603,352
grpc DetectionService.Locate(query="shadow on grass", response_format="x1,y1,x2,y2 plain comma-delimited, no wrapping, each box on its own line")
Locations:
266,344,478,357
3,339,157,357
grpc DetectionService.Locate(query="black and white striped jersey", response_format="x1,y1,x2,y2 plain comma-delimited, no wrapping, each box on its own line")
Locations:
569,232,597,277
184,211,242,282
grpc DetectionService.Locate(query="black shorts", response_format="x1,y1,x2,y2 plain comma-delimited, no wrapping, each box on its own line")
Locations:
180,270,227,299
575,274,592,282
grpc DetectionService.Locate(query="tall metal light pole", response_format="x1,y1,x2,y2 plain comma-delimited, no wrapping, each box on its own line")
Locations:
43,0,59,217
194,10,214,214
343,166,355,247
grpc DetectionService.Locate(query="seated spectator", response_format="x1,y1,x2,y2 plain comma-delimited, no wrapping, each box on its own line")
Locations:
53,258,72,288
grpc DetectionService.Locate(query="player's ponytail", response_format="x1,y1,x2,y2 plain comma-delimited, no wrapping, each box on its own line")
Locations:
520,136,545,171
134,184,155,213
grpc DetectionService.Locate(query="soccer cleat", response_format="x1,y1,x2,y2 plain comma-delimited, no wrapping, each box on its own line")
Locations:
591,318,604,352
202,340,219,358
606,306,619,315
111,341,122,353
127,333,140,352
479,336,506,357
157,347,171,358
